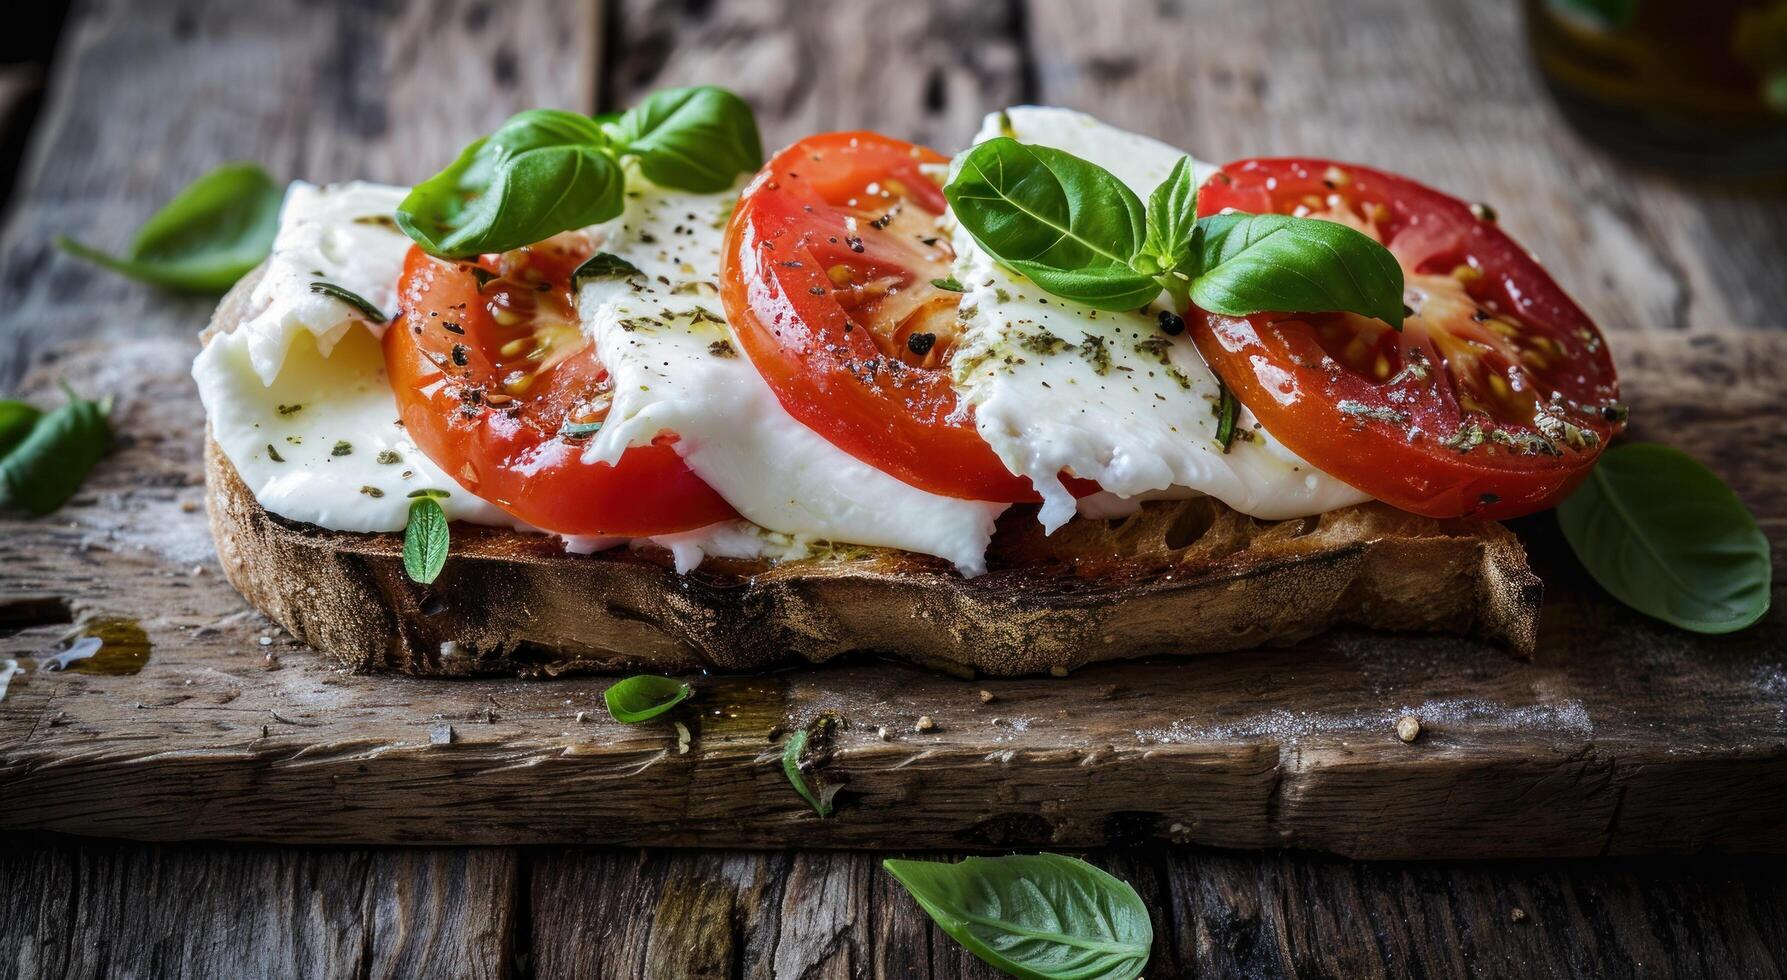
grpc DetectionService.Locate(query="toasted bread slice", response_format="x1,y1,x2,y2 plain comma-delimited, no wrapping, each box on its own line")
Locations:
202,266,1540,677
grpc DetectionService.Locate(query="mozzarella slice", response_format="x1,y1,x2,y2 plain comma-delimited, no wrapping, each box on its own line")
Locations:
193,182,516,530
948,107,1370,530
578,180,1007,575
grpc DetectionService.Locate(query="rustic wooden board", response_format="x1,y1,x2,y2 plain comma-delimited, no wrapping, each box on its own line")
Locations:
0,330,1780,857
0,835,518,978
8,836,1784,979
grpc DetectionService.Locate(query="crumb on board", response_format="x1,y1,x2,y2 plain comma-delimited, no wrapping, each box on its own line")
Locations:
1511,907,1528,923
916,715,936,732
978,689,995,704
1396,715,1422,743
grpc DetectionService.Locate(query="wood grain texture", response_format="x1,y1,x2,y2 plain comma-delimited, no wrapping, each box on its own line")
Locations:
0,0,596,388
0,331,1780,857
0,836,518,979
523,846,1787,979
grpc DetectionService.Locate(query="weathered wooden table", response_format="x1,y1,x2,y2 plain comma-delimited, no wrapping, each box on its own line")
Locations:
3,1,1785,976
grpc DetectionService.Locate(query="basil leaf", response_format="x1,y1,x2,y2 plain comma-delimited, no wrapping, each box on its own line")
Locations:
604,674,692,723
309,281,388,323
403,496,449,585
781,716,843,818
1190,212,1406,329
946,137,1160,312
0,384,111,516
883,853,1153,980
1557,443,1770,634
572,252,644,284
56,162,281,293
396,109,624,259
1140,156,1199,277
0,401,43,459
606,86,763,194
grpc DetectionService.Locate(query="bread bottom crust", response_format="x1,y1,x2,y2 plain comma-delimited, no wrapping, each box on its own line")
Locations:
206,435,1540,676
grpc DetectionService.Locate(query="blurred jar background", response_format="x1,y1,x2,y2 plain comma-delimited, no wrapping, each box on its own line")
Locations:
1526,0,1787,175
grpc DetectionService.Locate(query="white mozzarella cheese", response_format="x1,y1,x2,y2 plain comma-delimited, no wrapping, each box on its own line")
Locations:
948,107,1370,531
192,182,517,530
578,181,1007,575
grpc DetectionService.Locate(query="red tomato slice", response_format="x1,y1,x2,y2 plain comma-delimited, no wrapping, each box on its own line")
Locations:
1189,159,1624,520
720,131,1046,503
385,240,736,535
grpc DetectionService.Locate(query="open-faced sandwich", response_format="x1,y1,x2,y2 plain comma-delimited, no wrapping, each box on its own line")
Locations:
187,90,1631,676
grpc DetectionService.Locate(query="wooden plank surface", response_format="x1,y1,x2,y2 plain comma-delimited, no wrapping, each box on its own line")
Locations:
5,838,1784,979
1,837,518,979
0,332,1781,857
3,0,1787,977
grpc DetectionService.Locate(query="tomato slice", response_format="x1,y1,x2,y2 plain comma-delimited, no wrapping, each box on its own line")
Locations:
1188,159,1624,520
385,240,736,535
720,131,1044,502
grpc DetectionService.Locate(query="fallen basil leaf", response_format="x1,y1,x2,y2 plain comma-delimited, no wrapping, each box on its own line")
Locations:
56,162,282,293
1557,442,1770,634
0,384,111,516
1190,212,1406,329
603,674,692,723
781,719,842,818
309,281,388,324
396,109,624,258
884,853,1153,980
572,252,645,284
946,137,1160,312
931,276,965,292
403,496,450,585
0,401,43,458
606,86,763,194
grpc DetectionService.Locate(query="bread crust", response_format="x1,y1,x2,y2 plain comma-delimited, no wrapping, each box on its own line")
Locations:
202,266,1540,676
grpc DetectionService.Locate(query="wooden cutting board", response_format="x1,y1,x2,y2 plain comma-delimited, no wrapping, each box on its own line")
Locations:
0,331,1782,859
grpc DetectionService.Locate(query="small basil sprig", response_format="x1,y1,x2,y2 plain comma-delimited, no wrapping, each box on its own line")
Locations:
946,137,1405,328
1557,443,1770,634
0,383,111,516
56,162,282,293
397,87,762,259
884,854,1153,979
403,490,450,584
604,674,691,723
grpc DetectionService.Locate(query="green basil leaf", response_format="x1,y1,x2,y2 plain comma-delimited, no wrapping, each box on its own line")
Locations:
603,674,692,723
0,401,43,459
403,496,450,585
309,281,388,323
883,853,1153,980
0,385,111,516
572,252,645,284
606,86,763,193
1140,156,1199,275
781,715,844,818
1189,212,1406,329
946,137,1160,312
56,162,281,293
396,109,624,258
1557,443,1770,634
